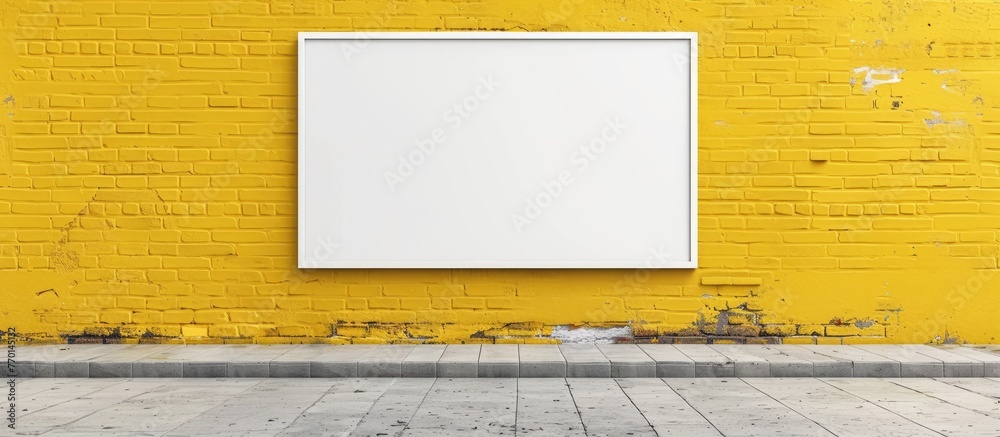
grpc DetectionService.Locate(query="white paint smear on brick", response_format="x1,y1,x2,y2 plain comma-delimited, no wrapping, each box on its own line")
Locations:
551,325,632,343
852,67,904,92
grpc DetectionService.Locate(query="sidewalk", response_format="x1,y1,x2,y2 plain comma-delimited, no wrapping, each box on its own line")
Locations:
10,343,1000,378
14,377,1000,435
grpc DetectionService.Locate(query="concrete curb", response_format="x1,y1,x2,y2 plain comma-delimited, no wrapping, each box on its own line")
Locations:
9,343,1000,378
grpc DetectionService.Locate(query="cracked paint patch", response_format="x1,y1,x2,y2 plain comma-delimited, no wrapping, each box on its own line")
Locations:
854,319,876,329
924,111,966,128
852,67,904,92
2,94,12,117
550,325,632,343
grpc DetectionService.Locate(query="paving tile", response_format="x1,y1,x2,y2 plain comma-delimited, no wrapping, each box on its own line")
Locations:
85,345,180,379
826,378,1000,435
17,345,73,362
134,345,227,379
808,345,900,377
183,362,227,378
739,345,813,377
227,345,294,378
940,377,1000,399
141,345,226,362
358,345,415,377
596,344,655,378
76,344,177,378
168,380,333,435
618,378,721,435
401,344,446,377
33,362,55,378
906,345,985,377
559,344,611,378
48,345,132,378
516,378,585,435
893,378,1000,418
270,345,331,377
42,344,131,362
853,345,943,378
15,344,1000,380
567,378,655,436
667,378,835,436
61,379,259,434
478,344,519,377
132,362,183,378
637,344,695,378
54,362,89,378
88,362,131,378
7,361,35,378
437,345,481,378
309,345,378,378
18,378,174,432
277,379,397,435
18,374,1000,435
673,345,735,377
745,378,935,436
90,344,176,362
518,345,566,377
773,345,853,377
708,344,770,377
403,378,517,435
938,346,1000,377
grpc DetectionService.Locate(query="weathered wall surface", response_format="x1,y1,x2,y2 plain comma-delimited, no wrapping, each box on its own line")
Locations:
1,0,999,344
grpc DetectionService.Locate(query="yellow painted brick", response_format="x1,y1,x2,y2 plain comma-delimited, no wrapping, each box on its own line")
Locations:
452,298,485,309
4,0,1000,346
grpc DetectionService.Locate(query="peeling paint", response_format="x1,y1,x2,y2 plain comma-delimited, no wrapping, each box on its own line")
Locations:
550,325,631,343
852,67,904,92
924,111,966,127
854,319,875,329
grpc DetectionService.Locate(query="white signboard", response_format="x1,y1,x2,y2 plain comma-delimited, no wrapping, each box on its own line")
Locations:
298,32,697,268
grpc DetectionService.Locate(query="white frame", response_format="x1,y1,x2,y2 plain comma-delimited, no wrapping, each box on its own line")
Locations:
298,32,698,269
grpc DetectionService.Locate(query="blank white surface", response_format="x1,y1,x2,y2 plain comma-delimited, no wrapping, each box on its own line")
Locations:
299,32,696,268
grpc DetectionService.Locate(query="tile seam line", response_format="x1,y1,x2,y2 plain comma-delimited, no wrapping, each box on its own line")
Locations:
740,377,840,436
614,378,661,435
815,378,946,437
44,378,180,431
659,378,724,436
161,379,270,435
855,345,947,366
18,378,134,421
886,378,1000,423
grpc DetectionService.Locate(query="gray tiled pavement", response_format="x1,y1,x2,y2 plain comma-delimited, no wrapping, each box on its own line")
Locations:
12,377,1000,435
10,343,1000,378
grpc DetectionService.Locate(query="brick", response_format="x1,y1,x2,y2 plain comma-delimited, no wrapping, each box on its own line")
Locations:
2,2,997,347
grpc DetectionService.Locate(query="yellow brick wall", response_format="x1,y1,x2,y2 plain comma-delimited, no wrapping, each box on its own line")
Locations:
2,0,999,344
